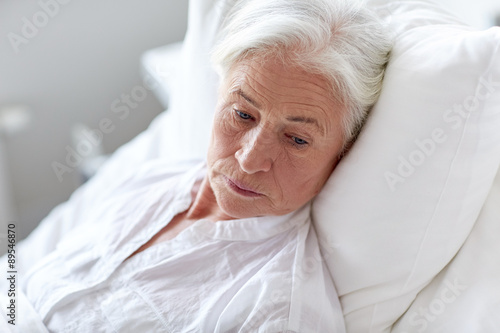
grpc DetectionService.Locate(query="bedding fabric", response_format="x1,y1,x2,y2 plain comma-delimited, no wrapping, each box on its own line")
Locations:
391,165,500,332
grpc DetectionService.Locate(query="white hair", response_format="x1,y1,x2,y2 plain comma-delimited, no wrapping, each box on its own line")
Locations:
211,0,392,150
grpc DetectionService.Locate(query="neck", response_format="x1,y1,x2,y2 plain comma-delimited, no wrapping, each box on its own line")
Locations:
185,175,233,222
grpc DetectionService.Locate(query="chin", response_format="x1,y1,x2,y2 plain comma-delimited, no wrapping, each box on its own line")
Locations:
217,193,297,219
216,189,271,220
216,194,262,219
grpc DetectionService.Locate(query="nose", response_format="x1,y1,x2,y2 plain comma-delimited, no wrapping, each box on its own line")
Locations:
235,127,275,174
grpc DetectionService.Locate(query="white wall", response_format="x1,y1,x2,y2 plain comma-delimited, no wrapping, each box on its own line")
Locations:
0,0,188,241
437,0,500,28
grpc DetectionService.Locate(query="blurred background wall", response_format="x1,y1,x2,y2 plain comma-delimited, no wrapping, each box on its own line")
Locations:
439,0,500,28
0,0,188,241
0,0,499,243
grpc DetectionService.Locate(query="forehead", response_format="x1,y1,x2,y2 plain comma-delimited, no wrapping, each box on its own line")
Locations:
223,57,341,119
226,57,333,100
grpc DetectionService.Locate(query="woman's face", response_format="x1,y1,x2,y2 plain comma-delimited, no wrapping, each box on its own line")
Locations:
207,57,345,219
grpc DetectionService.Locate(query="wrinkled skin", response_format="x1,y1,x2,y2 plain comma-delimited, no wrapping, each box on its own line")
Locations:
201,57,346,220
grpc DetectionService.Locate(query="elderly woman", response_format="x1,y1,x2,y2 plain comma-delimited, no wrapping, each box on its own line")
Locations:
4,0,390,332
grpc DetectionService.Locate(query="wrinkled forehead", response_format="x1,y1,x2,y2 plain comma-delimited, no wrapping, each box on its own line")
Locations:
225,58,338,107
221,57,345,133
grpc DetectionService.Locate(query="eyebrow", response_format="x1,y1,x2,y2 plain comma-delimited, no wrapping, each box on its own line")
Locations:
285,116,323,134
229,88,261,109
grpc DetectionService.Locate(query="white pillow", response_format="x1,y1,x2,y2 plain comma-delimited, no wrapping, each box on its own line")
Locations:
312,1,500,332
392,166,500,333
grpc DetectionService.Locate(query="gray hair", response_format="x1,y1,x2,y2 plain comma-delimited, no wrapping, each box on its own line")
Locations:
211,0,392,150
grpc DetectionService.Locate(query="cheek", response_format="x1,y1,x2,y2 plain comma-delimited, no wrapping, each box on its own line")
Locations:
217,108,242,136
208,111,239,161
278,154,335,197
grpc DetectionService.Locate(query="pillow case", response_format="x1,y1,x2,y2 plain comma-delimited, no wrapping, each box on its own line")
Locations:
312,1,500,332
392,165,500,333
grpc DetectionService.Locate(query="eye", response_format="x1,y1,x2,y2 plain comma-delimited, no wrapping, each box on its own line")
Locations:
290,136,309,147
235,110,252,120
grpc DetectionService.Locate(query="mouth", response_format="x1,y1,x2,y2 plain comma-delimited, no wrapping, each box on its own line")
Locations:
223,176,263,198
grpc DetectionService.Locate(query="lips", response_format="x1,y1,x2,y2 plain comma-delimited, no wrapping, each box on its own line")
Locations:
223,176,263,197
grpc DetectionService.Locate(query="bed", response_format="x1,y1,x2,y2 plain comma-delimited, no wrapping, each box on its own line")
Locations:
2,0,499,332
